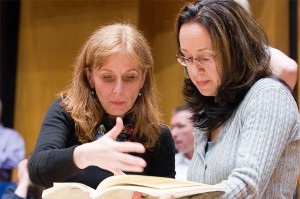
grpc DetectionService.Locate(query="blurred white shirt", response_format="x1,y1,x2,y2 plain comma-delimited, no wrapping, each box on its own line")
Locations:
175,153,191,180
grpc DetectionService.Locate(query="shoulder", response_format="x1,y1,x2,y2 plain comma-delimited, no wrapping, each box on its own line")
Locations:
46,98,69,116
47,98,65,112
252,77,285,88
0,125,23,140
158,125,173,142
0,126,19,135
43,98,73,124
154,125,175,149
248,78,293,98
241,78,298,117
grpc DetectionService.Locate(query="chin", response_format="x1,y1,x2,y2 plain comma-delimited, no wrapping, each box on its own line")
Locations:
110,113,126,118
106,110,127,117
199,88,217,97
199,91,213,97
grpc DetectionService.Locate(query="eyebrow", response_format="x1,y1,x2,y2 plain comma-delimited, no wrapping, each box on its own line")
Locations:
180,48,213,52
99,68,140,73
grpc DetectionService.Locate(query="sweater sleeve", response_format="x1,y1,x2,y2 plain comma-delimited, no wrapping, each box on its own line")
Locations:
215,81,300,198
149,127,176,178
28,98,81,187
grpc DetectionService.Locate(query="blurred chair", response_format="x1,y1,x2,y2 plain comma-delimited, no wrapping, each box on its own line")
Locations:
0,181,16,196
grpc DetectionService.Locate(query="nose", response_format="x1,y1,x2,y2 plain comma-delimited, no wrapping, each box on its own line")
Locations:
171,128,179,137
189,62,204,75
113,80,124,94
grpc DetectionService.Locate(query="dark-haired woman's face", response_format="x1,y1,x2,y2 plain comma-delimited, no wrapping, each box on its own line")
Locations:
179,22,221,96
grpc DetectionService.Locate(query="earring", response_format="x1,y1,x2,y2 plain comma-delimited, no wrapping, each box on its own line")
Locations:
91,89,95,95
138,92,141,96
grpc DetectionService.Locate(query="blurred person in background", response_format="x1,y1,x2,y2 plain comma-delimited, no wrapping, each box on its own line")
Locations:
2,157,43,199
0,99,25,182
170,105,194,180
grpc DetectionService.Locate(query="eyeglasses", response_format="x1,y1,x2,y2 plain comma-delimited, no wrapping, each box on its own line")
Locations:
176,52,217,67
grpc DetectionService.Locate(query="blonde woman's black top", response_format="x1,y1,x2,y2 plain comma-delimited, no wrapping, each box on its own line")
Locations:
28,98,176,189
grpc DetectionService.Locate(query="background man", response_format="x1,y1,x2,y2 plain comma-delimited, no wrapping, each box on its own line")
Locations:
0,99,25,181
170,105,194,180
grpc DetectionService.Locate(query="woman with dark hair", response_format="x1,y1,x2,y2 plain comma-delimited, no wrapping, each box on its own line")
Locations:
28,23,175,189
175,0,299,198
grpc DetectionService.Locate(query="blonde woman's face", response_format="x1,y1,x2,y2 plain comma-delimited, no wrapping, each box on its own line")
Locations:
179,22,221,96
86,53,146,118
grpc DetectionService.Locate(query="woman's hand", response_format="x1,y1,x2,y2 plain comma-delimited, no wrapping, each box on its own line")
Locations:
15,159,31,198
73,117,146,174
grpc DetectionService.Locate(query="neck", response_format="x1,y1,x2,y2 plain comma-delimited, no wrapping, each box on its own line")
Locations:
183,147,194,160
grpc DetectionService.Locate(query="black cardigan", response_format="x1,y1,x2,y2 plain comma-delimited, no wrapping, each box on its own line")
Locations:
28,98,175,189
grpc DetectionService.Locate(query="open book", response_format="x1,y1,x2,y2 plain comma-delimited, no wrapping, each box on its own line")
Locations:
42,175,224,199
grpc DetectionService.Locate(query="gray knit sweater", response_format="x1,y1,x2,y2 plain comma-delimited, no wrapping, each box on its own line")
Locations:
187,78,300,198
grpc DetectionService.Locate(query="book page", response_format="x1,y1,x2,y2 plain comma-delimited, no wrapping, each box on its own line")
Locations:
97,175,208,190
42,176,224,199
43,183,95,199
94,184,224,199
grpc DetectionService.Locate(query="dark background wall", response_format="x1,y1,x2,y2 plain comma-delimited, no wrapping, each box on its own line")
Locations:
0,0,20,127
290,0,298,93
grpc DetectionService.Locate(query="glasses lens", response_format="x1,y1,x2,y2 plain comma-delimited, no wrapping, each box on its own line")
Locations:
176,56,187,67
197,56,215,66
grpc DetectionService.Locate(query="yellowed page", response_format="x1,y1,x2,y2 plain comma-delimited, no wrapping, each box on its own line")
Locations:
97,175,208,190
42,183,95,199
42,176,224,199
94,184,224,199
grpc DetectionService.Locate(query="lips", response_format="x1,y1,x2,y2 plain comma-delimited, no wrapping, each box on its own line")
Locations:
196,80,209,87
175,140,182,146
111,101,125,106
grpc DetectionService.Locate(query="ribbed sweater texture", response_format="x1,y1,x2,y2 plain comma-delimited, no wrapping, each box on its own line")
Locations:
188,78,300,198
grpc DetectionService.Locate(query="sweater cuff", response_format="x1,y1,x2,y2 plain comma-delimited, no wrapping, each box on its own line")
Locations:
54,145,81,177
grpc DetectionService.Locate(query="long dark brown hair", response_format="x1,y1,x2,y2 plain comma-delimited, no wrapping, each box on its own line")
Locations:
176,0,272,132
